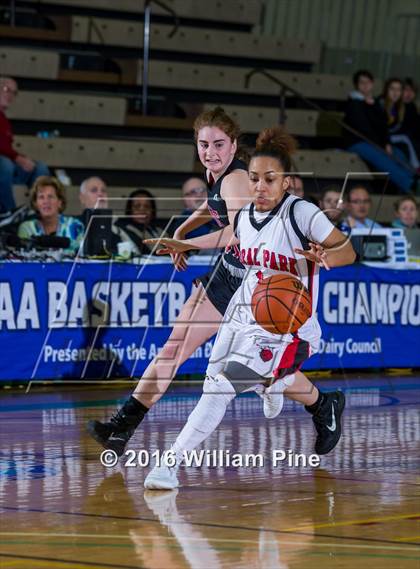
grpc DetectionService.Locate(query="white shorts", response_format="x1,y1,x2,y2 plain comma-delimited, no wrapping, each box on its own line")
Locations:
206,302,318,381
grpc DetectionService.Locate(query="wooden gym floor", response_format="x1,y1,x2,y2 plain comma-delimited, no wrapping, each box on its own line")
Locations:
0,374,419,568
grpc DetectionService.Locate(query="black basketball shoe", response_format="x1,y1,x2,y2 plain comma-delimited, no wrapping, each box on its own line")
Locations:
87,396,149,457
311,391,345,455
87,412,137,457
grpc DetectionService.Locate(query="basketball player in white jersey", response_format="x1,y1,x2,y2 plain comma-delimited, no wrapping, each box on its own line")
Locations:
143,126,356,489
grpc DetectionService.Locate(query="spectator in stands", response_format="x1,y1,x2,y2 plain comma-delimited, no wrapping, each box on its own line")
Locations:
402,78,420,158
78,176,110,231
319,185,344,224
342,185,382,229
379,78,419,171
0,76,50,213
79,176,122,254
392,196,418,229
288,174,304,197
288,175,322,205
114,189,165,256
17,175,84,252
403,78,417,103
403,77,419,110
343,70,416,194
80,176,109,210
171,177,217,238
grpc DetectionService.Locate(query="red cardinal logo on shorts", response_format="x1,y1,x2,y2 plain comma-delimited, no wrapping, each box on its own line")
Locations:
260,347,273,362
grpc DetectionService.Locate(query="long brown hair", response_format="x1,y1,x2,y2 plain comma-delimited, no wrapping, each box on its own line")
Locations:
383,78,405,125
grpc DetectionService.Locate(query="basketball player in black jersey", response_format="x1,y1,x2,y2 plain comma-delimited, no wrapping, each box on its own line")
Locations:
87,108,253,455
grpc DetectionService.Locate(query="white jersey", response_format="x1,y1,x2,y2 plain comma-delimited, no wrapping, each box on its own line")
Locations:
231,193,335,347
206,194,335,381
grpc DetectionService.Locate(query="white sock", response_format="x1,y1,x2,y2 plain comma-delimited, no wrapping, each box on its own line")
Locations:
171,374,236,463
268,373,296,393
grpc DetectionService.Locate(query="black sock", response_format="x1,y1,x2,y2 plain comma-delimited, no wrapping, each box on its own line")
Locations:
305,391,325,415
121,396,149,425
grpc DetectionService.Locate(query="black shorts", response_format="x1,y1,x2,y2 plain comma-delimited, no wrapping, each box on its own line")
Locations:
195,257,243,316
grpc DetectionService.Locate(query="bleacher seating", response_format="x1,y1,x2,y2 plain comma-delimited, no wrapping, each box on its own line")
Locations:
100,59,352,101
202,104,319,136
0,47,59,79
0,0,405,223
0,15,71,42
25,0,262,26
13,136,195,172
8,92,334,138
8,91,127,125
2,47,348,100
13,135,371,180
70,18,321,65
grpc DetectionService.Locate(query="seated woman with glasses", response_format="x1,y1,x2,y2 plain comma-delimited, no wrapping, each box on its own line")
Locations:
17,175,84,252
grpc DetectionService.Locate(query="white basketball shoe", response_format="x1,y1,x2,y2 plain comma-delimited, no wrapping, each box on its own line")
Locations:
144,463,179,490
256,382,284,419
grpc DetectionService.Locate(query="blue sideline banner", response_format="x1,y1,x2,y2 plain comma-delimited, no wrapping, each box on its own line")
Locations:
0,262,419,380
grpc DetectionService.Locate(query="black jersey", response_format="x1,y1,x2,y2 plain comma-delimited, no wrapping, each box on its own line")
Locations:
206,157,246,273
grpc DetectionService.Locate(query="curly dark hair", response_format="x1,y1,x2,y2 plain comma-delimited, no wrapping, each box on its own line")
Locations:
252,126,298,173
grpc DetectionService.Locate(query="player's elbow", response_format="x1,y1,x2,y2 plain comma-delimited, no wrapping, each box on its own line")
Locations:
339,242,357,267
328,241,356,268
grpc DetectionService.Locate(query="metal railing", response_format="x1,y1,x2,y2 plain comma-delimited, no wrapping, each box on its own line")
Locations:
142,0,179,115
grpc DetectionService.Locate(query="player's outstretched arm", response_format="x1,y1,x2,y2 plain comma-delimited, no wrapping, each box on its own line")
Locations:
144,226,239,255
154,201,213,270
173,199,213,239
295,227,356,270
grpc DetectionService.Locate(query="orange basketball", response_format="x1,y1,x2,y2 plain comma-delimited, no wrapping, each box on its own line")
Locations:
251,274,312,334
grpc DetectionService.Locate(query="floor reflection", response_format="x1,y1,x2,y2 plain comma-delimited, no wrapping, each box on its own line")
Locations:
0,375,419,568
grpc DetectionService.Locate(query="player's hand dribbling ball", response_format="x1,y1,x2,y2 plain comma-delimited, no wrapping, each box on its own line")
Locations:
251,274,312,334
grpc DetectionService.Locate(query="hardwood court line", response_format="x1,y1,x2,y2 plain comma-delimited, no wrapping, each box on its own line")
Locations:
2,544,419,562
283,512,420,532
0,553,143,569
305,550,420,562
2,506,417,548
171,475,420,489
1,532,419,552
171,484,420,498
394,535,420,542
313,473,420,487
0,540,236,554
0,558,114,569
